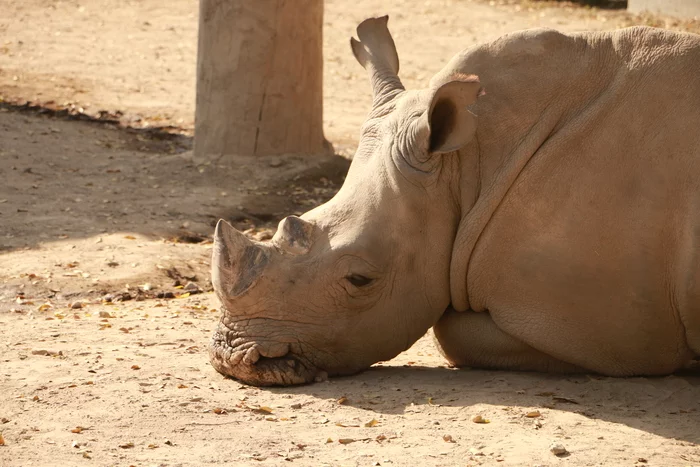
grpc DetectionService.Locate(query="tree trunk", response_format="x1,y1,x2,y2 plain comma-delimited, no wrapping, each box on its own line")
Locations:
195,0,329,160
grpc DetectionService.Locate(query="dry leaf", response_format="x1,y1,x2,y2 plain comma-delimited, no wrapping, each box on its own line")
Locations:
213,408,227,415
131,365,140,370
124,235,136,240
119,442,134,449
99,323,112,330
252,406,273,414
472,415,490,424
326,438,333,444
364,419,379,428
38,303,52,312
337,396,348,405
443,434,455,443
82,452,91,459
177,292,191,299
177,384,188,389
265,416,276,421
0,433,5,445
336,422,360,428
525,410,541,418
338,438,355,445
71,427,84,434
148,444,158,449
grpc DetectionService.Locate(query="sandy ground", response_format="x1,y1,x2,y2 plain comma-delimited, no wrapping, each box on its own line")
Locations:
1,1,699,466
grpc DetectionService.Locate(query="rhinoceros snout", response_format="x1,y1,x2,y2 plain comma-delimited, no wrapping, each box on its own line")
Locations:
208,322,321,386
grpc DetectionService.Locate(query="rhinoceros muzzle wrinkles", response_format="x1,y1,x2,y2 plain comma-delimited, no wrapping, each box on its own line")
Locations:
208,319,324,386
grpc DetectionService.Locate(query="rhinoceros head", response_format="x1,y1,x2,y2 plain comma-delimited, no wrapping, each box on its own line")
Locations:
209,16,484,386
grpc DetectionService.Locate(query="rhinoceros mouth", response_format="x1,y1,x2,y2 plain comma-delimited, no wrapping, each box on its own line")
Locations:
208,322,324,386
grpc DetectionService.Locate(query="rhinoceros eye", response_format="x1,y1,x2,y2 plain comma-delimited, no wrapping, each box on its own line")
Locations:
346,274,373,288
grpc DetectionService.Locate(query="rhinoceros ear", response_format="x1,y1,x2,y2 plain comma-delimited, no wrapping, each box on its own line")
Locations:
424,74,485,154
350,16,405,106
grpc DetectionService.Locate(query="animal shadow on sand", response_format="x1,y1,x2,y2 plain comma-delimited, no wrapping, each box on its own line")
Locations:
269,364,700,445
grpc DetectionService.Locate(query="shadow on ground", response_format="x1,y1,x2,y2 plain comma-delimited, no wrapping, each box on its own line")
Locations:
270,364,700,445
0,105,350,252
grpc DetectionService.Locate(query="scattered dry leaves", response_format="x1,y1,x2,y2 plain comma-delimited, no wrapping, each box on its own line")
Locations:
336,422,360,428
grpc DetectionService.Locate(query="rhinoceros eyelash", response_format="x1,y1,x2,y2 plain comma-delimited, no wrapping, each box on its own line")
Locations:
345,274,374,288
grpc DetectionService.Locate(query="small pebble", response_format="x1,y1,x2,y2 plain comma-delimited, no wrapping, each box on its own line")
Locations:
31,349,62,356
550,442,568,456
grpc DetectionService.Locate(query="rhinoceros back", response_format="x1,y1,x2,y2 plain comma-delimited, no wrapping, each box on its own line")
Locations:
445,26,700,375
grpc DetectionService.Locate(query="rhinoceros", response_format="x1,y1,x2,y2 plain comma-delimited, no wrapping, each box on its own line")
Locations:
208,16,700,386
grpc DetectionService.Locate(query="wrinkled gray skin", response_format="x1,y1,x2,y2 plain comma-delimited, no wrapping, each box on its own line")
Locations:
209,16,700,386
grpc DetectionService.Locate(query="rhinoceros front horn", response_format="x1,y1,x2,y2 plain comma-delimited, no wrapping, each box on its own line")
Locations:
212,219,269,298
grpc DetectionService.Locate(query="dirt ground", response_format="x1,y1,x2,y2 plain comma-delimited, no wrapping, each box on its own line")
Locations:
1,1,699,466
